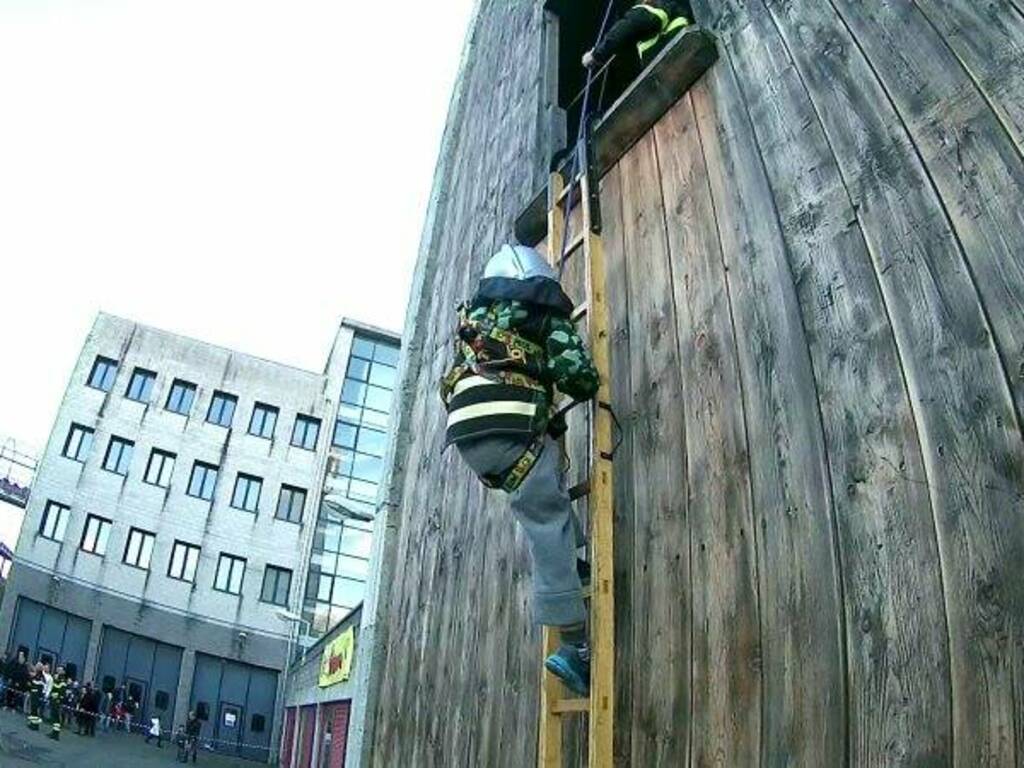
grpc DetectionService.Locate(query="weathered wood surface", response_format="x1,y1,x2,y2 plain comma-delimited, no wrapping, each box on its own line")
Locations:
368,0,1024,766
655,89,762,768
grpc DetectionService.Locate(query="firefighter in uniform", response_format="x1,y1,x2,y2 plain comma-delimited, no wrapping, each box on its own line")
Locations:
440,244,599,696
582,1,694,69
26,664,45,730
48,667,67,739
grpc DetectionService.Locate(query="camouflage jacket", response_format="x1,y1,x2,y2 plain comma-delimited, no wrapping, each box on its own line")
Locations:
465,300,600,402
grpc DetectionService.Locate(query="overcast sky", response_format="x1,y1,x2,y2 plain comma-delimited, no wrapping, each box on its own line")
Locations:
0,0,474,546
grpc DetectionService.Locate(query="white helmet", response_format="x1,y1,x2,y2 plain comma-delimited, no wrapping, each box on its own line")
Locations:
482,244,557,282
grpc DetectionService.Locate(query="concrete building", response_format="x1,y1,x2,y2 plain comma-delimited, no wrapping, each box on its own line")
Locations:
0,312,399,763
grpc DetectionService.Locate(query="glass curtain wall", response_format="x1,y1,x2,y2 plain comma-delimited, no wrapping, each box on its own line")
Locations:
303,334,399,636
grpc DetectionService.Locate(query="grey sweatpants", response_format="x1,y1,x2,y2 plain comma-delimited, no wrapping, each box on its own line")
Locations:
458,435,586,627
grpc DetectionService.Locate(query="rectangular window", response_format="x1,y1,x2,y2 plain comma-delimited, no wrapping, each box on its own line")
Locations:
214,553,246,595
144,449,176,488
125,368,157,403
123,527,155,570
231,473,262,513
368,361,397,388
290,415,321,451
87,356,118,391
352,453,383,483
260,565,292,606
187,461,219,501
39,501,70,542
357,426,387,457
364,385,392,414
102,436,134,476
80,514,112,556
372,342,400,366
166,379,197,415
332,419,356,449
348,479,378,502
341,379,366,407
62,423,94,462
206,391,237,428
350,337,375,360
248,403,278,439
168,540,201,582
276,485,306,523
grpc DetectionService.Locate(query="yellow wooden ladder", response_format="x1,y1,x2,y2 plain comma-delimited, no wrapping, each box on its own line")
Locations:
539,127,616,768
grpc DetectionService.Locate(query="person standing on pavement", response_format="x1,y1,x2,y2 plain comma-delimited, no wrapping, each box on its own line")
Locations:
146,715,164,747
80,682,99,737
2,651,26,710
185,710,202,763
26,664,45,730
99,689,113,731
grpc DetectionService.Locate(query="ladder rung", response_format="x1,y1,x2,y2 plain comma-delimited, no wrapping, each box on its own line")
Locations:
563,230,586,259
568,480,590,501
571,303,589,323
551,698,590,715
555,176,584,205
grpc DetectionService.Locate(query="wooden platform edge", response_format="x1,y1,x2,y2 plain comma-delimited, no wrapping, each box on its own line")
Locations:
513,28,719,246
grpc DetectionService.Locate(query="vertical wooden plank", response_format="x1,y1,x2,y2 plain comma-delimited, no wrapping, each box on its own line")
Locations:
910,0,1024,153
687,7,848,763
597,165,637,768
618,132,691,768
653,92,762,768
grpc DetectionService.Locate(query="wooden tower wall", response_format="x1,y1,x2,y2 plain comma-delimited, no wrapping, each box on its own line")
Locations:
368,1,1024,766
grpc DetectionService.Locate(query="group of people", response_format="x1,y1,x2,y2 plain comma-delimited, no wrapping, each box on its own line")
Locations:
1,650,141,736
0,649,203,762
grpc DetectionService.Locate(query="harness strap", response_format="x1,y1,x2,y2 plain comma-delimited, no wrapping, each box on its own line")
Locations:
498,432,548,493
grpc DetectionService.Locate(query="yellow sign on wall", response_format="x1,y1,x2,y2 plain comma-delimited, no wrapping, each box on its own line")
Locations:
318,626,355,688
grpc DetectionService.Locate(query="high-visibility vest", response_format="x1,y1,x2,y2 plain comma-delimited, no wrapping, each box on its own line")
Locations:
634,4,691,60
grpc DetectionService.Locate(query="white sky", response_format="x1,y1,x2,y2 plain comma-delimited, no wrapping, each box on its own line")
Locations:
0,0,474,548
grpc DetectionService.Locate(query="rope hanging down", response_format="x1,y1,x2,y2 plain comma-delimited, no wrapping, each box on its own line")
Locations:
557,0,618,280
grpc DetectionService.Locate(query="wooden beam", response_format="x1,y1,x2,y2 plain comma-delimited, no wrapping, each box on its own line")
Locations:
552,698,591,714
514,27,718,246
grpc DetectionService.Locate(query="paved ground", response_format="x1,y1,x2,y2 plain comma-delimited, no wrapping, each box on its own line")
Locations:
0,708,259,767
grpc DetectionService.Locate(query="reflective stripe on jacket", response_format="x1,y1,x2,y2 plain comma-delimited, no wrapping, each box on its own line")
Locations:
634,3,691,59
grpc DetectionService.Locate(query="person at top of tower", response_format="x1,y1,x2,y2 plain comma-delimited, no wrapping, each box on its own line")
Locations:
440,244,600,696
582,1,694,69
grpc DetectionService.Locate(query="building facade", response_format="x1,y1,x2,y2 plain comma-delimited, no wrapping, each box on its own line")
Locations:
279,605,361,768
0,312,399,762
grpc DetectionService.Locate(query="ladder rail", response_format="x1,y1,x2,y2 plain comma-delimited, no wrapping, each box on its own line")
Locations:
537,147,616,767
539,172,568,768
581,164,615,768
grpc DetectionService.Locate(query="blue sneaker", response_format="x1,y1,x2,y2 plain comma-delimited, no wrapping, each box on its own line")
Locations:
544,644,590,696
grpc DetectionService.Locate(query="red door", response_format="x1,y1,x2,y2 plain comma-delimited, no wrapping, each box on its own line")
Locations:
317,701,351,768
279,707,296,768
297,705,316,768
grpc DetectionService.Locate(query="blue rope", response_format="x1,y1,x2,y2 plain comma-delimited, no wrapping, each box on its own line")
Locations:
557,0,618,279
